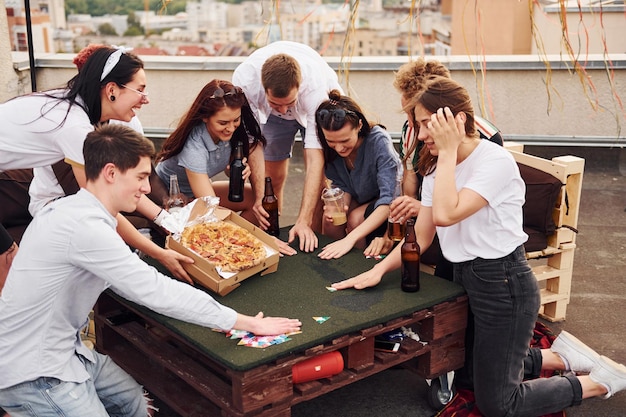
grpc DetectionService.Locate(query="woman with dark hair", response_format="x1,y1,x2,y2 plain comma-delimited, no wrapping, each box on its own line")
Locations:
156,80,267,226
333,76,626,416
0,46,194,283
315,89,401,260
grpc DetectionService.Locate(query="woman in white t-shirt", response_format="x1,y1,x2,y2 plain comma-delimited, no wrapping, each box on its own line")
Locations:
0,46,194,283
332,76,626,415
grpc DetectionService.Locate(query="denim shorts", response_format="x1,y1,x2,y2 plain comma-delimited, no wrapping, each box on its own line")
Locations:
261,114,305,161
0,351,148,417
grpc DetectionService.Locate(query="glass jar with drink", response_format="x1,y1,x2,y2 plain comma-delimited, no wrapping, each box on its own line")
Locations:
321,186,347,226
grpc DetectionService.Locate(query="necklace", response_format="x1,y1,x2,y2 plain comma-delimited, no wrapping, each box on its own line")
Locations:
345,155,356,171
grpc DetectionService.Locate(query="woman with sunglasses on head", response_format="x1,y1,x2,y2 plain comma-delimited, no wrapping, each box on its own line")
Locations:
155,80,270,228
0,46,194,284
333,76,626,416
316,90,401,260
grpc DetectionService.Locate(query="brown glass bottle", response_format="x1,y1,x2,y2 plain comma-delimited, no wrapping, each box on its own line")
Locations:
401,218,420,292
387,171,405,241
228,141,245,202
262,177,280,237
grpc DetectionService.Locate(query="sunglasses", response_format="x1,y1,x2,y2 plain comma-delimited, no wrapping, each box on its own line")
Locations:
317,108,357,125
210,86,243,99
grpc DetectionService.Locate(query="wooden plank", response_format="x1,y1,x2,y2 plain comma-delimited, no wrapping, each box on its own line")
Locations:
418,296,468,342
101,340,223,417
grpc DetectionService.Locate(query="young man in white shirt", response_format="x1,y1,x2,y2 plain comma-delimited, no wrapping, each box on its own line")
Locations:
0,124,301,417
233,41,343,253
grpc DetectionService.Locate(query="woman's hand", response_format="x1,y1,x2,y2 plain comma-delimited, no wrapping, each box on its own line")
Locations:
390,196,421,222
322,203,349,224
318,237,356,260
332,268,383,290
363,235,394,257
241,157,251,182
273,236,297,256
429,107,466,154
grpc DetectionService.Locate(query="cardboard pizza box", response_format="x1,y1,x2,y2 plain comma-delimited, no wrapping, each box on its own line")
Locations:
166,204,280,296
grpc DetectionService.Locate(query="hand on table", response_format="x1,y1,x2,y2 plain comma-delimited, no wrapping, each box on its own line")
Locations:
238,312,302,336
318,237,354,260
288,221,318,253
332,269,383,290
363,235,394,258
273,236,297,256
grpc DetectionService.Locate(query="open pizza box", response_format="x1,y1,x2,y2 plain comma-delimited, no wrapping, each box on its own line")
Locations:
165,200,280,296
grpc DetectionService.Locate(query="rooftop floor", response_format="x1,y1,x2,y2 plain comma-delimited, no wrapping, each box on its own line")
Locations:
156,145,626,417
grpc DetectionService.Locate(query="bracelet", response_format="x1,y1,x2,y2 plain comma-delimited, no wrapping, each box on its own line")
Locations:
153,209,168,226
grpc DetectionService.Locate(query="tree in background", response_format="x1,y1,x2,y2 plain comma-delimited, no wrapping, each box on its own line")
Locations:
97,22,117,36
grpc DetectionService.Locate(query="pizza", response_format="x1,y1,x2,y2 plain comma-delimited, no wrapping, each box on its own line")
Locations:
180,221,266,273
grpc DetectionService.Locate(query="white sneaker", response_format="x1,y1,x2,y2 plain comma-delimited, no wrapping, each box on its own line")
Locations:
550,331,600,373
589,356,626,399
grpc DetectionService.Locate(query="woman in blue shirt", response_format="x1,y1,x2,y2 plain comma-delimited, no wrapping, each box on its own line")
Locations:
156,80,266,225
316,90,401,260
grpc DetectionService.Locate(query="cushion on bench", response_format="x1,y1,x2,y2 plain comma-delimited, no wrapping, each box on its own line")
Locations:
517,163,563,252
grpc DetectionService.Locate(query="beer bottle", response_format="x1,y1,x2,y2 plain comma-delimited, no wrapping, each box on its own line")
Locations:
228,141,245,202
165,174,185,214
262,177,280,237
387,170,405,241
401,218,420,292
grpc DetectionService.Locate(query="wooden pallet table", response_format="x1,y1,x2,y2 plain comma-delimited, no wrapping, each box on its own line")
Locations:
94,234,467,417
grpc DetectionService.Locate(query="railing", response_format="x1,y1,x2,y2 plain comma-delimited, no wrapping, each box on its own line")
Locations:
144,128,625,148
12,52,626,147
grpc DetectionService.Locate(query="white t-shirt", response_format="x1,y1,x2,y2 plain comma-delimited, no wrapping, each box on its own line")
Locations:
28,116,144,216
0,91,91,172
232,41,343,149
421,140,528,262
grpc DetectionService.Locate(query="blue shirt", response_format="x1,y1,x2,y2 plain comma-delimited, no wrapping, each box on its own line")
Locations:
156,123,232,197
325,126,400,209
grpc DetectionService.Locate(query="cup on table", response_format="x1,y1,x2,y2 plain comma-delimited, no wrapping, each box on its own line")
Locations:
321,187,347,226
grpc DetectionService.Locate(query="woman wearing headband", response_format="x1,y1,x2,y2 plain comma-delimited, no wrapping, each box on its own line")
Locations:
315,89,401,260
0,46,194,283
156,80,267,226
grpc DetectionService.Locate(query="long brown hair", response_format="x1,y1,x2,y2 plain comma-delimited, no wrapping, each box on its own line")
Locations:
157,79,265,162
407,76,477,176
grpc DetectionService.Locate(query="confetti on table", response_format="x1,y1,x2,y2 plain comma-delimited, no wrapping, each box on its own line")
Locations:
213,329,301,348
326,286,337,292
313,316,330,324
365,255,386,260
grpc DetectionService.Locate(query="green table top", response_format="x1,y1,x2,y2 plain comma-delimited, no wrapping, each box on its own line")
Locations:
125,232,465,371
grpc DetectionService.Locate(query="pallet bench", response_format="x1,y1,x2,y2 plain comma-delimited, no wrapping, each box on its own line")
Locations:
505,142,585,322
419,143,584,322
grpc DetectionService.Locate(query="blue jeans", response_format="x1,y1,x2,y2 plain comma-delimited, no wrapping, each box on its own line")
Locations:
261,114,305,161
0,351,148,417
454,245,582,417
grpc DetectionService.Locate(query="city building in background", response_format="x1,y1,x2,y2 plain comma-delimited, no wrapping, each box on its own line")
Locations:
2,0,625,57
